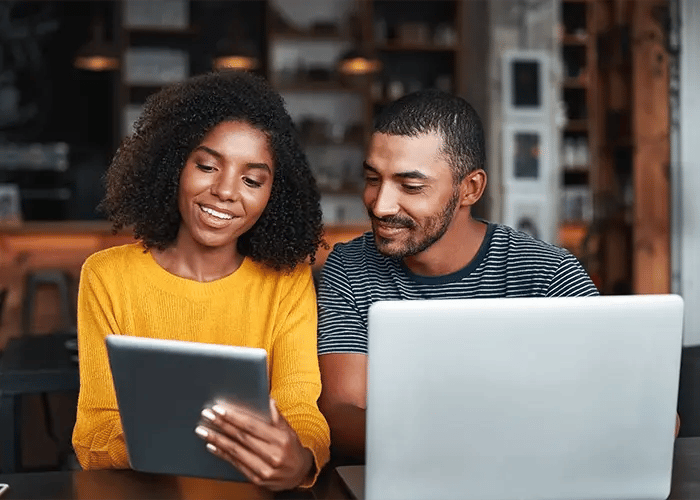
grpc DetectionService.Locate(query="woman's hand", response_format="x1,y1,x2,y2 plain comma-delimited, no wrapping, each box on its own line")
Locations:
195,399,314,491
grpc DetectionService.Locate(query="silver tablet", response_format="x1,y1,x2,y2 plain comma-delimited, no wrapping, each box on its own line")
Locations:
105,334,270,482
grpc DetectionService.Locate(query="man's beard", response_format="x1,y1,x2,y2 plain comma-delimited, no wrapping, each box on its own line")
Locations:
370,188,460,259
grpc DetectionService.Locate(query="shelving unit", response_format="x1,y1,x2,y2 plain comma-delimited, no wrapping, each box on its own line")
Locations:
558,0,598,253
114,0,267,142
557,0,671,295
115,1,197,140
109,0,468,227
369,0,463,113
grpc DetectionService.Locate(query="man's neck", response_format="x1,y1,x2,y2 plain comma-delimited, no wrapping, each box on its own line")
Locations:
402,216,487,277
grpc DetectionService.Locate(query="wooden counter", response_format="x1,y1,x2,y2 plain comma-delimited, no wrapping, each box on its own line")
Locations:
0,221,368,344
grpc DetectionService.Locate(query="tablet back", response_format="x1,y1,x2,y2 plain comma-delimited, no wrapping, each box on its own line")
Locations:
365,294,684,500
105,335,269,482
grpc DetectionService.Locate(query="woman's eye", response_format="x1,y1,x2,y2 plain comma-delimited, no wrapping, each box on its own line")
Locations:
244,177,263,188
196,163,215,172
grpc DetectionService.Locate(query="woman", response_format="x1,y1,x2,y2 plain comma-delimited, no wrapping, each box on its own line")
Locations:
72,70,329,490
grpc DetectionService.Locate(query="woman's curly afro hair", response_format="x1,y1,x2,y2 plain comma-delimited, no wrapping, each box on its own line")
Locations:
100,70,325,271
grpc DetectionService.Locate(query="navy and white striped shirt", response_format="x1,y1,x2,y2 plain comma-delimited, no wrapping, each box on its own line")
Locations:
317,222,599,355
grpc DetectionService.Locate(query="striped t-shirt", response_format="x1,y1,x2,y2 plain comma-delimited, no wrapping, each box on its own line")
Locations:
317,221,599,355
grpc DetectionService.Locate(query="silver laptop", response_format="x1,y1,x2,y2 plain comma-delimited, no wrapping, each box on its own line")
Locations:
342,295,684,500
106,335,270,482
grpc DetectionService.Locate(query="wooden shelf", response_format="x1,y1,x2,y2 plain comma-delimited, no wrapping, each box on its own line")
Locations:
269,31,349,42
565,119,589,132
318,187,363,196
276,82,364,94
377,43,456,52
562,34,589,45
563,77,587,89
125,26,198,36
303,140,365,149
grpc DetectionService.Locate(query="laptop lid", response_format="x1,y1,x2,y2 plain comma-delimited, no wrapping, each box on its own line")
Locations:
365,295,684,500
106,335,270,482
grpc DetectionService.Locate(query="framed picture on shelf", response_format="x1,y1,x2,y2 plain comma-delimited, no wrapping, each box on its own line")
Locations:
0,184,22,224
502,122,552,191
123,0,189,29
501,49,550,119
502,192,551,243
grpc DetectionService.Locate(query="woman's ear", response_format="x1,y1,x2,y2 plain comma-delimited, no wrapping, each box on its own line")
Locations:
459,169,487,207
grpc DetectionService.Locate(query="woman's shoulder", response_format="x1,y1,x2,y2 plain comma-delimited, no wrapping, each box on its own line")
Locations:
244,258,313,287
83,242,147,274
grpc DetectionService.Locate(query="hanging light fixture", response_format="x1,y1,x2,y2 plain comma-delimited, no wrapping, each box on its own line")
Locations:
74,16,120,72
212,21,259,71
338,49,382,76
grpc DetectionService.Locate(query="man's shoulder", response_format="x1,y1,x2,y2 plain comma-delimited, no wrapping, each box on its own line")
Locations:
489,223,571,259
327,231,384,264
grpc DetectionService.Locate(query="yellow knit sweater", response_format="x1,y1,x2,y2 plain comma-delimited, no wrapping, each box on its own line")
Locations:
72,243,330,485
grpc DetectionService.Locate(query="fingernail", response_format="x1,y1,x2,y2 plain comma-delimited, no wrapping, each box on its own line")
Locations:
195,426,209,438
212,404,226,416
201,408,216,422
206,443,217,453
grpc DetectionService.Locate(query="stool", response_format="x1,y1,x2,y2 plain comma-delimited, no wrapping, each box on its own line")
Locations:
21,270,75,336
0,287,7,326
0,332,79,472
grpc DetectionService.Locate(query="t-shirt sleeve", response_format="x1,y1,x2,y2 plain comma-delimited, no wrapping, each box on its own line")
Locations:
546,252,600,297
317,245,368,355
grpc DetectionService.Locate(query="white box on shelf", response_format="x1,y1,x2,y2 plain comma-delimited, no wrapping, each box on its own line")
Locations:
124,0,189,29
320,195,367,225
501,49,551,120
503,192,555,244
0,184,22,223
123,104,145,137
561,185,593,222
124,48,189,85
502,122,552,192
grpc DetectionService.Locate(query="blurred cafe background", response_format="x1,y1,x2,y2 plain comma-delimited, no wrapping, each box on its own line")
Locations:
0,0,698,473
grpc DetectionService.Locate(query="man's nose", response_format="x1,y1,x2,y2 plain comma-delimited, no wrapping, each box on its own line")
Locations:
370,183,400,218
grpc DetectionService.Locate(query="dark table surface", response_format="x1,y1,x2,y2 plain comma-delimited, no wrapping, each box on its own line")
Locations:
0,437,698,499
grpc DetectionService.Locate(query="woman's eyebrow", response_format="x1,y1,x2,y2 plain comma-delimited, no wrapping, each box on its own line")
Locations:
193,145,222,160
194,146,272,173
246,163,272,174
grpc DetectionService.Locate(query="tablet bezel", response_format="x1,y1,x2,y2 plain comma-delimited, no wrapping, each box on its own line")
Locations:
105,334,270,482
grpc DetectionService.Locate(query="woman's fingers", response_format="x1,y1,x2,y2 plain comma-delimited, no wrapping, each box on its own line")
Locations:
194,400,313,490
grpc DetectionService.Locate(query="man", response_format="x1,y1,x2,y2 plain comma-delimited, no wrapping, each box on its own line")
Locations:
315,89,600,461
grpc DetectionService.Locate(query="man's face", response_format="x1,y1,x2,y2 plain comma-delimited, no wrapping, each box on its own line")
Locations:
363,131,460,259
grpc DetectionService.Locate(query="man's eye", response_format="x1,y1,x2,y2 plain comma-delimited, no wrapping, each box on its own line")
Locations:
196,164,215,172
364,176,380,184
403,185,424,193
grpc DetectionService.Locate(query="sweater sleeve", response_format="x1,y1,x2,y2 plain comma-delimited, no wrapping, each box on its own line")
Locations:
269,265,330,487
72,258,130,469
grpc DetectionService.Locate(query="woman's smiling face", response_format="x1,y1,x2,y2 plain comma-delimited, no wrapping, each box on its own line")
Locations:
176,120,275,253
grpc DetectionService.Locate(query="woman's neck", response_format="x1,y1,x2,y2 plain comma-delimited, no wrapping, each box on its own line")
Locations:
150,241,244,283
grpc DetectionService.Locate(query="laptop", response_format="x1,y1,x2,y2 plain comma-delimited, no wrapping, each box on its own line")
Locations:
105,335,270,482
337,295,684,500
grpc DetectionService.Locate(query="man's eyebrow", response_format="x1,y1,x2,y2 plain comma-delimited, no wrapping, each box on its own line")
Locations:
394,170,428,180
362,162,429,180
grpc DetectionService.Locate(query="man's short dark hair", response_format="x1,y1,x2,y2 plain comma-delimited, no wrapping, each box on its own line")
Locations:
373,89,486,182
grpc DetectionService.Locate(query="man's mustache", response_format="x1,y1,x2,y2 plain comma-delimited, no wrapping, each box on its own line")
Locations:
368,212,416,229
